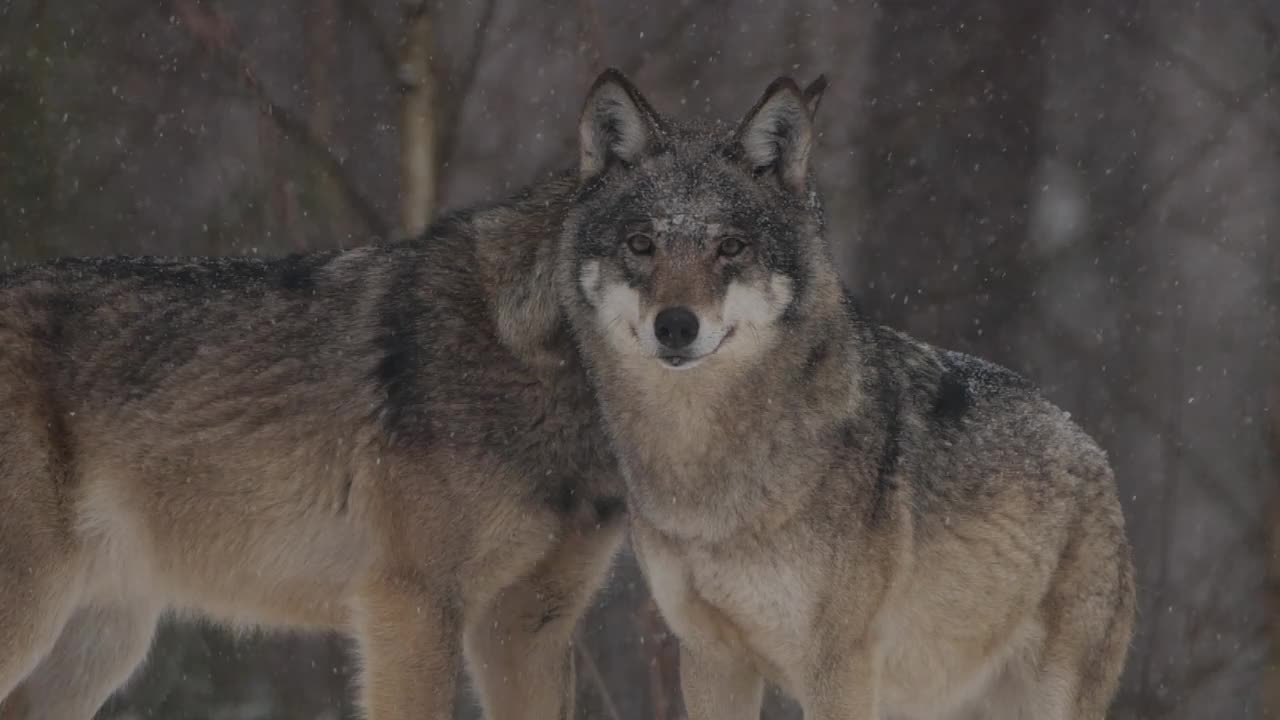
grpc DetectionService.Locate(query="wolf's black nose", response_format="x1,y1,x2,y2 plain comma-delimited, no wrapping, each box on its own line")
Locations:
654,307,700,350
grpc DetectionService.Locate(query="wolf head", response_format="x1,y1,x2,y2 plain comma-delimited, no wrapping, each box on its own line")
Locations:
558,69,832,376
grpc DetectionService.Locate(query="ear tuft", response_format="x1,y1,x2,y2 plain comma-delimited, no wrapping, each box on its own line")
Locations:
734,77,819,194
802,74,829,118
578,69,664,180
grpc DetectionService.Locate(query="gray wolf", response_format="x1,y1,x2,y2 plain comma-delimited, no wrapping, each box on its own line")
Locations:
0,171,627,718
557,69,1136,719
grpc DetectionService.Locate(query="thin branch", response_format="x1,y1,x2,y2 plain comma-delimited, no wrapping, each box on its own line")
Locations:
1113,22,1280,149
577,0,605,74
574,633,624,720
455,0,498,109
172,0,390,240
305,0,338,141
1255,2,1280,54
341,0,399,78
620,0,705,78
436,0,497,178
58,43,199,218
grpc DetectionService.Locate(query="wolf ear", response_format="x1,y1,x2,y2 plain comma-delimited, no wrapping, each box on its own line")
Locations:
801,74,828,118
578,68,665,180
734,75,824,194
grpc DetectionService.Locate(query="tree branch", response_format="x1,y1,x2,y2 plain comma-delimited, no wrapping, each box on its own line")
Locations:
436,0,497,181
341,0,400,79
172,0,390,240
1113,22,1280,149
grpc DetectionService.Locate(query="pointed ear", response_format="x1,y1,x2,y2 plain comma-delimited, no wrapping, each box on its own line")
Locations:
578,68,665,180
801,74,828,118
733,77,820,194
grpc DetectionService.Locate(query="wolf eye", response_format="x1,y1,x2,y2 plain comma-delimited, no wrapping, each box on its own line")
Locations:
718,237,747,258
625,233,654,255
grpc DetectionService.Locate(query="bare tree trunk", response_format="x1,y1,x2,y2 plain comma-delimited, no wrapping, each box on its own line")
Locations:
398,2,437,239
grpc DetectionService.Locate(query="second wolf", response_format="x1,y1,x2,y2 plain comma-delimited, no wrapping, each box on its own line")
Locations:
558,70,1136,719
0,166,626,716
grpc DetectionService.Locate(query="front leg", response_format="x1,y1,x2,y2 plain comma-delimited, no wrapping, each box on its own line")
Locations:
354,577,460,720
631,520,764,720
681,643,764,720
803,647,879,720
463,521,624,720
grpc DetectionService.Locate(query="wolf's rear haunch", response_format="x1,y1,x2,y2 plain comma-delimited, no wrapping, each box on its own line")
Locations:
557,69,1136,719
0,121,629,715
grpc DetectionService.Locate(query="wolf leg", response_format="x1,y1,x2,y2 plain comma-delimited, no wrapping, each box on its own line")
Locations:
680,644,764,720
975,513,1135,720
1037,503,1134,720
0,361,85,701
354,578,461,720
0,603,159,720
0,496,81,702
991,607,1132,719
464,522,624,720
0,567,78,709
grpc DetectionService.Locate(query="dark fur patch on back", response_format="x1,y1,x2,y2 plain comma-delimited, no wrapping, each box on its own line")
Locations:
592,495,626,523
373,258,430,442
274,253,318,292
931,369,970,423
337,471,355,515
870,378,902,527
549,478,578,514
35,296,78,492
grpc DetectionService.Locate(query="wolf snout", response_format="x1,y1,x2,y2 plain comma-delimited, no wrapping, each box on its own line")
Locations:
654,306,700,350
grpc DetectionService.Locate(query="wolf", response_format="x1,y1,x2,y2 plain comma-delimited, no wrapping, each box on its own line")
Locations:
0,166,628,717
557,69,1136,719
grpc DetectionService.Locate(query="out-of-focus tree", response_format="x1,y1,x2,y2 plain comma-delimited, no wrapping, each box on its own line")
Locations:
396,0,437,237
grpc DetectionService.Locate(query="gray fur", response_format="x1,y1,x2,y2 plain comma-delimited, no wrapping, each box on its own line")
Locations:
558,69,1135,720
0,175,627,720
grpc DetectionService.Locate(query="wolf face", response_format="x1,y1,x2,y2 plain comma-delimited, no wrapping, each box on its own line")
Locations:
562,70,829,373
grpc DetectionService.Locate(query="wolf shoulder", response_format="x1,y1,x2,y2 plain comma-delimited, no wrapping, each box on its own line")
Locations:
862,323,1115,495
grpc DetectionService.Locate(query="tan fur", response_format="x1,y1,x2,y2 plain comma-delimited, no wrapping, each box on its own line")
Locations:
560,70,1136,720
0,176,626,719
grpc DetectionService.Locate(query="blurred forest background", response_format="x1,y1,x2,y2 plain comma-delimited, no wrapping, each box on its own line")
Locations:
1,0,1277,718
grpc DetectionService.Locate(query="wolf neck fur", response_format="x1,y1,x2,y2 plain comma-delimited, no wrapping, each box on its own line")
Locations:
594,274,860,542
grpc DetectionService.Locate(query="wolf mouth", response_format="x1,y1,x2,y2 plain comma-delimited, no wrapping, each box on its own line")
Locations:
658,326,736,369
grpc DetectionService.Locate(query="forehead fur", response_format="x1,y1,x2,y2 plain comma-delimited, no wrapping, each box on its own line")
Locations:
574,118,815,240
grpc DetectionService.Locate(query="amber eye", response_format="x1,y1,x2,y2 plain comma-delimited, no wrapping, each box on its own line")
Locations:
626,233,654,255
718,237,747,258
